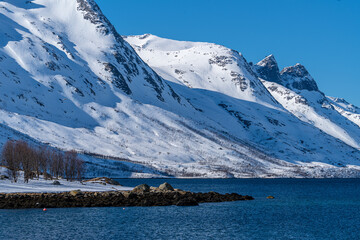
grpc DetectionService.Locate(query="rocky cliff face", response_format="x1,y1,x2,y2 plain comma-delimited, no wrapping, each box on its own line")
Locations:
254,55,360,150
280,64,319,92
254,54,282,84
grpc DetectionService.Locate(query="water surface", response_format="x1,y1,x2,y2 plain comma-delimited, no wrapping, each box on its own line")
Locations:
1,179,360,239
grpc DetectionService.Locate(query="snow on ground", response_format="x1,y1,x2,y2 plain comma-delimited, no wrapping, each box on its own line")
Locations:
0,167,133,193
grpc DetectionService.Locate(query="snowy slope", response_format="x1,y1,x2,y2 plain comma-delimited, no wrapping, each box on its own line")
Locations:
125,34,360,177
0,1,360,178
255,55,360,149
125,34,278,108
0,0,296,178
327,96,360,128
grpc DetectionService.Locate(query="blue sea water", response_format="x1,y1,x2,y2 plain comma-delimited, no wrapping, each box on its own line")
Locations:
1,179,360,240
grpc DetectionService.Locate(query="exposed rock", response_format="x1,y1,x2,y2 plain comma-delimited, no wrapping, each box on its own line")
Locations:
159,182,174,191
176,198,199,206
52,181,61,185
69,190,83,196
132,184,150,193
84,177,122,186
280,64,319,92
0,188,253,209
0,175,9,180
255,54,282,84
150,186,159,192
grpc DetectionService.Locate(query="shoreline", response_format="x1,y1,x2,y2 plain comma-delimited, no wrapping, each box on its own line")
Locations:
0,188,254,209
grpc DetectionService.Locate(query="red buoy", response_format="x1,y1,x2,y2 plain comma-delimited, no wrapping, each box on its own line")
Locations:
43,208,47,211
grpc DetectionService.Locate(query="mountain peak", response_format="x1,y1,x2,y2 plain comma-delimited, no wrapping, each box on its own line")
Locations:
280,64,319,91
254,54,282,84
257,54,277,67
281,63,309,78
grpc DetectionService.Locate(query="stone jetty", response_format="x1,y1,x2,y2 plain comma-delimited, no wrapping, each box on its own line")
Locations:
0,182,254,209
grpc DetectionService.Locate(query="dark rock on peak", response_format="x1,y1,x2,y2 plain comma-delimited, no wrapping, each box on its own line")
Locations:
332,97,350,105
280,63,319,92
76,0,124,43
255,54,282,84
281,63,309,78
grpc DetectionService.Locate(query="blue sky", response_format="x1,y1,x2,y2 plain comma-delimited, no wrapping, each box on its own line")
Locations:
97,0,360,106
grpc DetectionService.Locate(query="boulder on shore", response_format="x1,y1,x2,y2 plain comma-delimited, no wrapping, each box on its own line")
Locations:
84,177,122,186
0,175,9,180
132,184,150,193
52,181,61,185
69,190,83,196
159,182,174,191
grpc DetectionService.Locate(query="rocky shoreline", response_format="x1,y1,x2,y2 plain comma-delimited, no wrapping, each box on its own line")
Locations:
0,183,254,209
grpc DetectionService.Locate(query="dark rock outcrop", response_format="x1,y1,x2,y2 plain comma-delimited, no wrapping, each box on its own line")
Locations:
158,182,174,191
132,184,150,193
84,177,122,186
176,198,199,206
0,175,9,180
0,189,253,209
280,64,319,92
255,54,282,84
52,181,61,185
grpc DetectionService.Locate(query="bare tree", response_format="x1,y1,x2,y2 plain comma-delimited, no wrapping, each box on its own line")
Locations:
50,151,64,179
76,157,85,181
1,141,20,182
1,140,86,183
64,151,77,181
14,141,34,183
37,146,49,179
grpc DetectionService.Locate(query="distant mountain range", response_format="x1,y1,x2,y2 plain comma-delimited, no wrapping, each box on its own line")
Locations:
0,0,359,177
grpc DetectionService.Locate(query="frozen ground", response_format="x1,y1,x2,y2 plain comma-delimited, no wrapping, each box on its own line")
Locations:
0,167,133,193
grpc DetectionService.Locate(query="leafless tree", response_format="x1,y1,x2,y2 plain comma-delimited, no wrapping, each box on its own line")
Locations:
76,157,85,181
50,151,64,179
1,140,86,182
38,146,49,180
13,141,34,183
65,151,77,181
1,141,20,182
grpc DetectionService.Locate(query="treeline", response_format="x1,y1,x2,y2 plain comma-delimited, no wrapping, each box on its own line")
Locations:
1,140,84,183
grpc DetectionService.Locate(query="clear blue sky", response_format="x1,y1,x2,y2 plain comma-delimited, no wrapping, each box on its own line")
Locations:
97,0,360,106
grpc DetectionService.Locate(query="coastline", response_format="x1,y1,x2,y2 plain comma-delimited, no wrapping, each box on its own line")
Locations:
0,188,254,209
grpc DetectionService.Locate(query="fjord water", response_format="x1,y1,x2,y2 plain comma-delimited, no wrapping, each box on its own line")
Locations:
1,179,360,240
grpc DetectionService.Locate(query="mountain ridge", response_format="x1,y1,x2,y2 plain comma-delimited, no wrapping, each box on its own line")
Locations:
0,1,360,178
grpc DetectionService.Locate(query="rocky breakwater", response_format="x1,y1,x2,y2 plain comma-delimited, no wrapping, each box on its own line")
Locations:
0,182,253,209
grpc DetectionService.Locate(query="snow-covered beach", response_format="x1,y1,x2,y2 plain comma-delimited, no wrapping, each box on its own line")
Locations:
0,167,132,193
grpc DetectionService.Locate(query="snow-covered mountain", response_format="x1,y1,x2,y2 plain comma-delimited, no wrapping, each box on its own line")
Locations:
254,55,360,149
125,34,360,177
1,0,360,178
